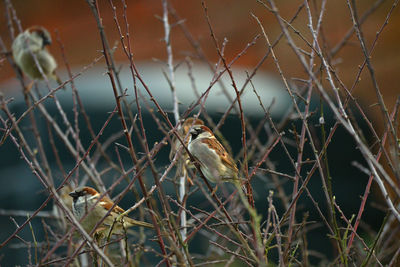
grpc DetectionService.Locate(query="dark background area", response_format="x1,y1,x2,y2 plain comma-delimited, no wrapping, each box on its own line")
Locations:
0,93,385,265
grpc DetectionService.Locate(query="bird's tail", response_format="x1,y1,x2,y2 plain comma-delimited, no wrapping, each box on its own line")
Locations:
235,178,255,207
125,217,154,228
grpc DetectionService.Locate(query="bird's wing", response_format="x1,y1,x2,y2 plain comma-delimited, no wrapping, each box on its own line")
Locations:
201,138,238,171
99,197,125,214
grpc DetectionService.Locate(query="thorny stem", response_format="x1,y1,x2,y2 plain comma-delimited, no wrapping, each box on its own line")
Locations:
86,1,171,265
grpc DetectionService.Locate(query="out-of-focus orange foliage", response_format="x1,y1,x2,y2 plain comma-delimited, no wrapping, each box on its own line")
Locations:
1,0,399,119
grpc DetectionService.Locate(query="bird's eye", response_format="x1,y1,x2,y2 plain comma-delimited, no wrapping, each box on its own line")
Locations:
75,190,86,197
69,190,85,200
38,31,51,46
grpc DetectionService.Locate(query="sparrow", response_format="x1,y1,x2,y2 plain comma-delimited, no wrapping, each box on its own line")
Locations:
12,26,61,84
187,125,240,184
169,117,204,178
69,186,153,238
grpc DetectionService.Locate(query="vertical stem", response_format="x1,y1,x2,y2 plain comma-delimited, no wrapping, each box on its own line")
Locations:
162,0,187,243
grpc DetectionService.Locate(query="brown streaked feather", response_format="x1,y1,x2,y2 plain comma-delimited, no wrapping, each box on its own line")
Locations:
82,187,125,214
199,125,213,135
112,205,125,214
99,198,125,214
201,137,238,171
83,186,99,196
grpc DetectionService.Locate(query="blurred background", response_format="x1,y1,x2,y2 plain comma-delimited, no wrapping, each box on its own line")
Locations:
0,0,399,265
1,0,398,109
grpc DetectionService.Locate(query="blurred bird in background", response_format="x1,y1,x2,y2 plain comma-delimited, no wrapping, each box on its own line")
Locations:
12,26,62,90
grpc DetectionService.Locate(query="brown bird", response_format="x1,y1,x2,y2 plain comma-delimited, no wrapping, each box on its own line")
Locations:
69,186,152,239
12,26,62,87
188,125,239,183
